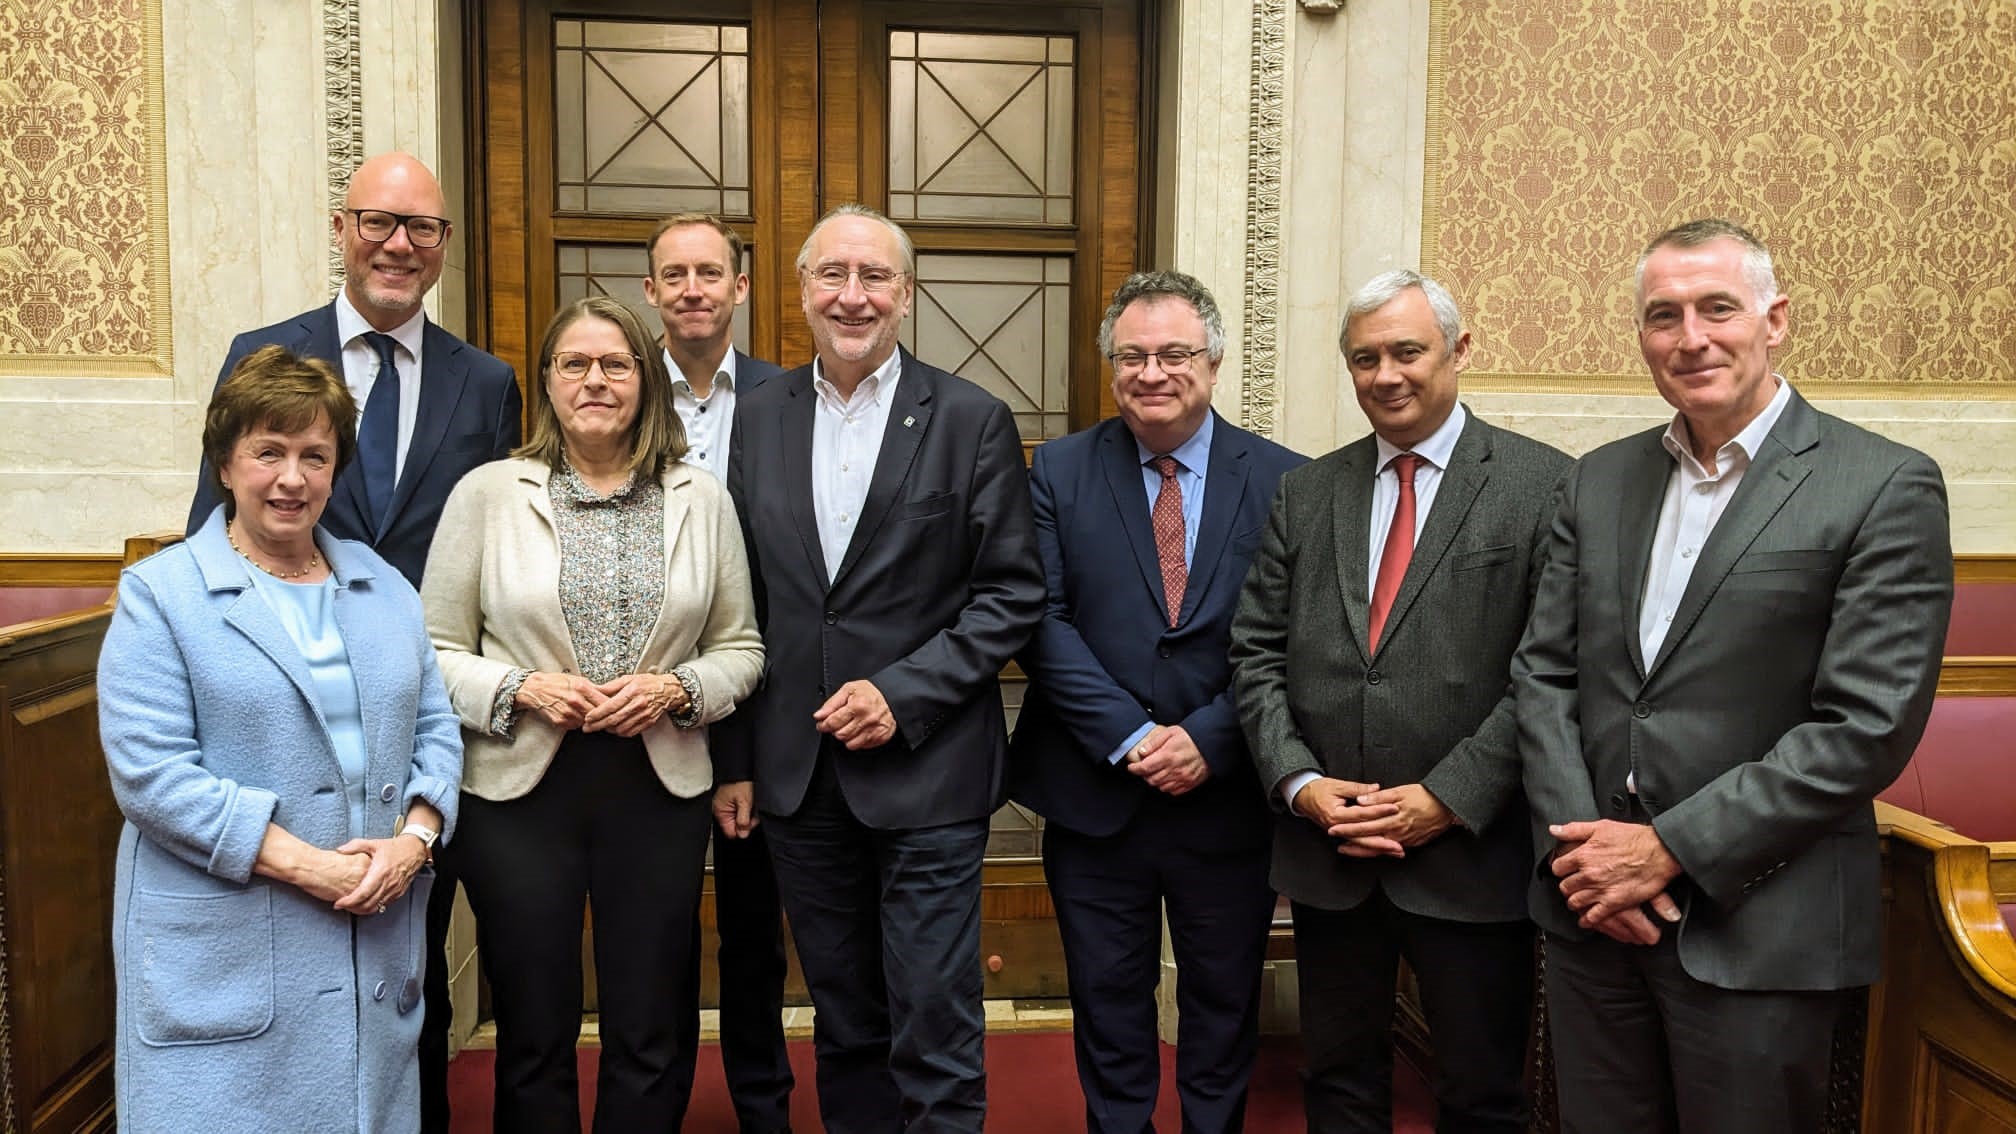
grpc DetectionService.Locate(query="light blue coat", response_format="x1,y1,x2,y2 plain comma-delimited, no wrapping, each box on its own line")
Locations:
99,511,462,1133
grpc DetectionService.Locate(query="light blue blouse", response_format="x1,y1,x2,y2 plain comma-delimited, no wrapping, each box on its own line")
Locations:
248,572,370,838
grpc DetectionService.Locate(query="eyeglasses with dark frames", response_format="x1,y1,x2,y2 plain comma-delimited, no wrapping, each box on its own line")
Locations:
1108,348,1210,377
346,209,451,248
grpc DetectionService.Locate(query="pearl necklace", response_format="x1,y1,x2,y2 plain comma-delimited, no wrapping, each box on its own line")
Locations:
227,520,323,580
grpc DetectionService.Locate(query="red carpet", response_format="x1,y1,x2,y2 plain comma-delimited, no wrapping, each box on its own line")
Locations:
447,1033,1436,1131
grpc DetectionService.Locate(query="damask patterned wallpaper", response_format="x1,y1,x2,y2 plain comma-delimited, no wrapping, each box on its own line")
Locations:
1423,0,2016,394
0,0,171,376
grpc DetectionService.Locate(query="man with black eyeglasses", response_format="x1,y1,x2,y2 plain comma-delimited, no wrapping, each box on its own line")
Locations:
185,150,519,1134
1010,271,1304,1134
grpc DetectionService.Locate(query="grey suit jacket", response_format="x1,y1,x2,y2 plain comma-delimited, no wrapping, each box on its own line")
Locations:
1231,411,1570,922
1515,388,1951,991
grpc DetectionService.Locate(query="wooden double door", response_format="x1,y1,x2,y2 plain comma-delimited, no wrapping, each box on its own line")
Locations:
475,0,1147,443
469,0,1151,1007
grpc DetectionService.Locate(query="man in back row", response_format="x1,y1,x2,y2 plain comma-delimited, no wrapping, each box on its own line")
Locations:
185,151,522,1133
642,211,794,1134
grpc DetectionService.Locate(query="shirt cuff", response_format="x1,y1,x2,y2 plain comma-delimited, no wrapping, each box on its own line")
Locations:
489,668,531,736
668,664,704,729
1280,770,1322,810
1107,721,1157,766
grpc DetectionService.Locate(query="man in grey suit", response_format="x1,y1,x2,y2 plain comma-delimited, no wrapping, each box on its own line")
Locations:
1515,218,1952,1132
642,212,795,1133
1231,270,1569,1133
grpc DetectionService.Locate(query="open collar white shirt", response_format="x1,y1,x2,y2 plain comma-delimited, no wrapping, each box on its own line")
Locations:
334,292,425,482
811,349,904,583
1638,376,1793,663
667,345,737,481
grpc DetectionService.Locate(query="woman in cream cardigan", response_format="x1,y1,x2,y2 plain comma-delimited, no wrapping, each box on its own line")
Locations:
422,296,763,1131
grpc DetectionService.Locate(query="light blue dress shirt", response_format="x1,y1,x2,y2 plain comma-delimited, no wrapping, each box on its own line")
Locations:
248,572,370,837
1109,413,1215,764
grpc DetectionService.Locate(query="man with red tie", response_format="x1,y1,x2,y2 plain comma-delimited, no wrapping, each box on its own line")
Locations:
1230,270,1569,1133
1011,271,1304,1133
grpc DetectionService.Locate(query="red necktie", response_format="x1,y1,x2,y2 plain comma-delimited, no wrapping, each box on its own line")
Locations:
1368,453,1421,651
1151,455,1187,627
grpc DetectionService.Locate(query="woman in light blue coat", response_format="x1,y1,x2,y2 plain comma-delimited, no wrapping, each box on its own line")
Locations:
99,346,462,1133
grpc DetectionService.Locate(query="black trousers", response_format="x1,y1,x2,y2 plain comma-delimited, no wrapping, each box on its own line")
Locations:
1545,927,1844,1134
762,748,990,1134
420,839,459,1133
1043,811,1276,1134
456,730,713,1134
1291,891,1533,1134
708,822,794,1132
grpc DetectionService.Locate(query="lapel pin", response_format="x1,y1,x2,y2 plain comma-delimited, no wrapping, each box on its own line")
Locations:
903,415,916,428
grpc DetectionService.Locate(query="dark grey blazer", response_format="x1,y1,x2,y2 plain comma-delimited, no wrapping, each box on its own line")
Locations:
1231,410,1570,922
1515,388,1952,991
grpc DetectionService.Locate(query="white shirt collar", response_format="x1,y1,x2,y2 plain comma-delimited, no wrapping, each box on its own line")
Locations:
1374,402,1468,473
1660,376,1792,477
665,343,737,398
812,348,903,410
335,290,426,359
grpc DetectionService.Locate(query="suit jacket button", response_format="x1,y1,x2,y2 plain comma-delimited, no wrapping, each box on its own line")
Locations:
1366,670,1381,685
824,611,839,625
1632,702,1652,719
1609,793,1629,813
1157,645,1172,659
373,980,388,1002
398,977,422,1014
380,784,398,803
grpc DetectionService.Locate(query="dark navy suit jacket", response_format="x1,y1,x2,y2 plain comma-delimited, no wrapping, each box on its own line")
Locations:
719,349,1045,830
185,303,522,586
1009,412,1304,849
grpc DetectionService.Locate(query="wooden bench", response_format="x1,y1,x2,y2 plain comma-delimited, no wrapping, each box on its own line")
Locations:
0,533,177,1134
1862,802,2016,1132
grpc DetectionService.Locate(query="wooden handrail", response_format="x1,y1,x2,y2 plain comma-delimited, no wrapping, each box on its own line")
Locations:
1875,801,2016,1003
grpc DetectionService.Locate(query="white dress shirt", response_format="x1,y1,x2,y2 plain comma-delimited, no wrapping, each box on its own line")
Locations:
667,346,737,481
811,350,904,583
1638,377,1792,662
1365,404,1467,599
334,292,425,483
1628,376,1792,794
1282,405,1469,808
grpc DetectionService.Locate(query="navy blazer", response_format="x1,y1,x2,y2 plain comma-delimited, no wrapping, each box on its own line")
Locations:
186,303,522,586
718,349,1045,829
1009,412,1304,847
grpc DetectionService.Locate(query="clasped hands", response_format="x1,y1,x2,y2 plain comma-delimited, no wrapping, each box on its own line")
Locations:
1292,778,1456,858
1125,725,1210,796
515,670,688,736
293,833,428,916
1548,819,1684,946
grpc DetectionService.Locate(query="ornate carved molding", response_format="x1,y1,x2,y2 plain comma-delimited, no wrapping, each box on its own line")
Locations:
1240,0,1289,436
1299,0,1344,11
324,0,367,294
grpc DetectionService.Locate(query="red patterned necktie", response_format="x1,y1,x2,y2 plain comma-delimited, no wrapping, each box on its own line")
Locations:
1151,455,1187,627
1368,453,1421,651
